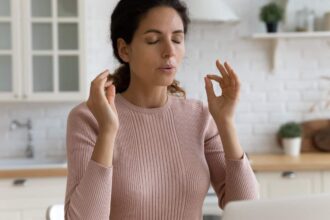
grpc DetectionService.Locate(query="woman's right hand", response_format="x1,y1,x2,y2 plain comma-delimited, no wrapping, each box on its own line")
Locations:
86,69,119,134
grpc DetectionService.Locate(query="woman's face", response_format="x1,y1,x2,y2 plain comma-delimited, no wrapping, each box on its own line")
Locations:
119,6,185,88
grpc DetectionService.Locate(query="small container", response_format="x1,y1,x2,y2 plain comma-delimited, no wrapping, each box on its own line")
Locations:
324,12,330,31
295,8,308,32
306,10,315,32
295,7,315,32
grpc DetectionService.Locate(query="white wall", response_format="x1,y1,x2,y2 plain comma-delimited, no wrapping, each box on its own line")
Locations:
1,0,330,159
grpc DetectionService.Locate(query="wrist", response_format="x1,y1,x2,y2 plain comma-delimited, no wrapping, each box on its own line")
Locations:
215,117,234,126
99,129,118,138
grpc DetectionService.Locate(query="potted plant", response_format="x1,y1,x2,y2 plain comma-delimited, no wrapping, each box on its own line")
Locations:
278,122,302,156
259,2,284,33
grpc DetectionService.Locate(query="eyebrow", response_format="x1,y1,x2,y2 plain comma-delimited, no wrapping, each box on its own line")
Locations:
143,29,184,35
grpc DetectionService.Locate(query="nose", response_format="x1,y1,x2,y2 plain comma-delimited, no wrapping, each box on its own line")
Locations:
162,40,175,59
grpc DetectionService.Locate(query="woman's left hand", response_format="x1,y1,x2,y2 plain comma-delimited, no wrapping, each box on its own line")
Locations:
204,59,241,123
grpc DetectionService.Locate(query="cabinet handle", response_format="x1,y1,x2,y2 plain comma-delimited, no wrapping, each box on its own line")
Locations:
13,179,26,186
282,171,296,179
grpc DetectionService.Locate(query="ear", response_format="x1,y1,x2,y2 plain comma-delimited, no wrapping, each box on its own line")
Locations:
117,38,130,63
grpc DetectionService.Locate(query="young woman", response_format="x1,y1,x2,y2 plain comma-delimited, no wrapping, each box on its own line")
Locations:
64,0,259,219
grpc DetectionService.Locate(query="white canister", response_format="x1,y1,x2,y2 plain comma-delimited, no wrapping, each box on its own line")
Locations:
324,12,330,31
306,10,315,32
282,137,302,157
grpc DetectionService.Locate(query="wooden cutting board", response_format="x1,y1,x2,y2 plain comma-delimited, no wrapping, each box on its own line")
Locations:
301,119,330,152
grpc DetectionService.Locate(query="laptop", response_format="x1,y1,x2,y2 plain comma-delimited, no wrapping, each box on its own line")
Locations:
221,193,330,220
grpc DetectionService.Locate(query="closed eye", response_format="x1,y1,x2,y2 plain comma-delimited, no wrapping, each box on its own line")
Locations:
146,40,159,44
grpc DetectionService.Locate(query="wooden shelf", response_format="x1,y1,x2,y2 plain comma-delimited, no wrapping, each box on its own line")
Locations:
252,31,330,39
252,31,330,73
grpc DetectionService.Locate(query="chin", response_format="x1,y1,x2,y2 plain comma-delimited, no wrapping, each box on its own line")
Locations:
158,77,176,87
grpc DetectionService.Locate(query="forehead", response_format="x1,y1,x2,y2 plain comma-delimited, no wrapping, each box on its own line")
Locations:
136,6,184,33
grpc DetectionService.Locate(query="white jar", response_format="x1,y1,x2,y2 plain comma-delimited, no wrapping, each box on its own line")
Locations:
324,12,330,31
306,10,315,32
282,137,302,157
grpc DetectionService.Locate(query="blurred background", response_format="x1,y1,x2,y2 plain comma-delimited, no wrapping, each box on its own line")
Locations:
1,0,330,219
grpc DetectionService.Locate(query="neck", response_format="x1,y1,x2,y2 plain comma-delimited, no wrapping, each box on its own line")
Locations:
120,85,168,108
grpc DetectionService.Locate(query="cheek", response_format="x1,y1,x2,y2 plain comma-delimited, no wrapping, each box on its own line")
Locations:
129,49,155,77
177,45,185,62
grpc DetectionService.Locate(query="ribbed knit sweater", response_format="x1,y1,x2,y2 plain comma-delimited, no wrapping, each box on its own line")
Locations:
64,93,259,220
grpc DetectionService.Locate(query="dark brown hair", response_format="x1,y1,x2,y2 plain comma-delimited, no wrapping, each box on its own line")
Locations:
109,0,190,97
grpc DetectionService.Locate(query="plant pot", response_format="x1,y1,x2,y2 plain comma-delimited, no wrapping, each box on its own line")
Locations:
266,22,278,33
282,137,302,156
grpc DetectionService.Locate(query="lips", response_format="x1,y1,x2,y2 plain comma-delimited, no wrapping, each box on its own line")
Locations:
158,64,176,70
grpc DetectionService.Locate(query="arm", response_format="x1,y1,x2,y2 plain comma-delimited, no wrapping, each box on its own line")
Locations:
203,105,259,209
64,107,114,220
203,60,259,208
65,69,119,220
216,118,244,160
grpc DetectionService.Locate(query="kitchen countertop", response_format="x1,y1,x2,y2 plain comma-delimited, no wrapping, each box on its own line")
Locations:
249,153,330,171
2,153,330,178
0,168,67,178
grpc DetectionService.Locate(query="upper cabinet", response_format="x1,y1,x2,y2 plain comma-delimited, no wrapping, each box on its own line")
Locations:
0,0,19,100
0,0,85,102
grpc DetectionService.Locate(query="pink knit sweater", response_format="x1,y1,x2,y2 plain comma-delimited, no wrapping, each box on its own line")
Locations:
64,93,259,220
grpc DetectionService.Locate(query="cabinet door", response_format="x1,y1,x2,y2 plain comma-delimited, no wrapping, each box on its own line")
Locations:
322,171,330,193
23,0,86,101
0,211,20,220
0,0,22,101
255,171,322,199
0,177,66,220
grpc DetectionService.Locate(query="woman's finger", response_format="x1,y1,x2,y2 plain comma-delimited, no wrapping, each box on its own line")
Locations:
95,69,110,81
216,60,230,81
104,80,114,87
207,74,225,88
106,84,116,105
204,77,216,102
97,72,111,89
224,62,236,87
224,62,241,89
207,74,223,83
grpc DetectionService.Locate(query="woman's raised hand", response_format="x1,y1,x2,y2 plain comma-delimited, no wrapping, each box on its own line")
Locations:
204,60,241,123
86,70,119,134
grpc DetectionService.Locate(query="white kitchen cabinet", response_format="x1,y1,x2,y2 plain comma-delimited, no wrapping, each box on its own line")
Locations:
322,171,330,193
255,171,322,199
0,177,66,220
0,0,21,100
0,211,20,220
0,0,86,102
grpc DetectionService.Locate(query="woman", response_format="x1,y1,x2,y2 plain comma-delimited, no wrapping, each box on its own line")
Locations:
64,0,259,219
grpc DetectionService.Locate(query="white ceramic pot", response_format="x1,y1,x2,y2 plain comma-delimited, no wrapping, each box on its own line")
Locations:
282,137,302,156
324,12,330,30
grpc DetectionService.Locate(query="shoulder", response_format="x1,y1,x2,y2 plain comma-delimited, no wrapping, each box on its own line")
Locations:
67,102,98,133
170,95,209,121
172,96,209,124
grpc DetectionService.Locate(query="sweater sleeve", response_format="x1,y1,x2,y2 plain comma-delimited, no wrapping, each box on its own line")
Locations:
202,104,259,209
64,103,113,220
